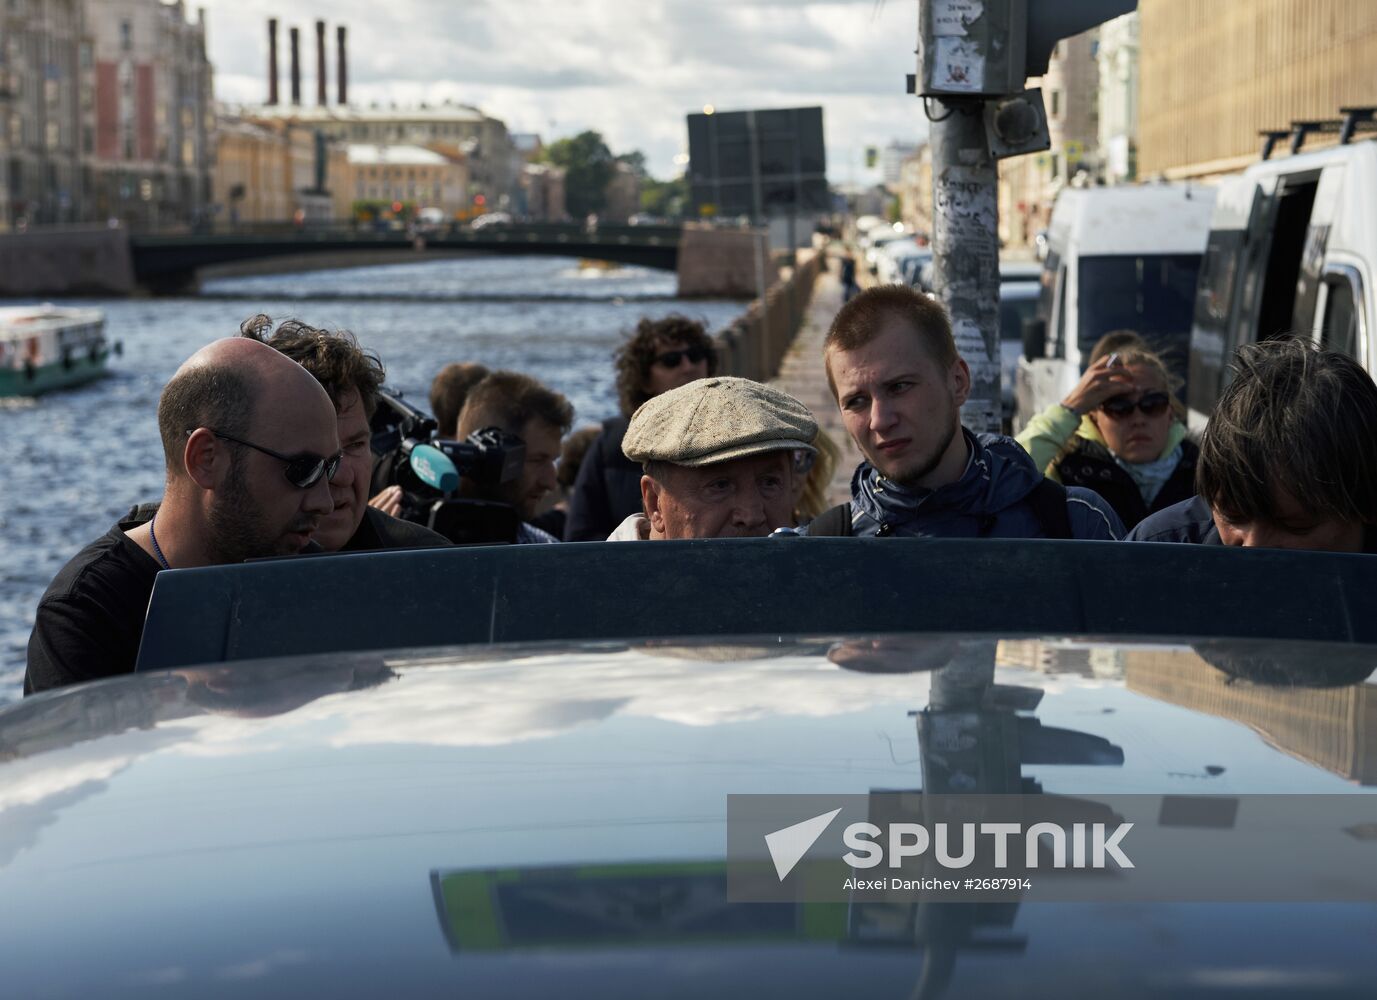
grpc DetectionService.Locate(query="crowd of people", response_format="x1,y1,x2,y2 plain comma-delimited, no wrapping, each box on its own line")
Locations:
22,275,1377,697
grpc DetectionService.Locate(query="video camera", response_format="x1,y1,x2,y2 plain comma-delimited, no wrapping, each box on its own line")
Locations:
369,387,527,545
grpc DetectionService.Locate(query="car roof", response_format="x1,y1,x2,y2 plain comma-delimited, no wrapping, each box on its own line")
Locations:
2,632,1374,996
1048,184,1216,256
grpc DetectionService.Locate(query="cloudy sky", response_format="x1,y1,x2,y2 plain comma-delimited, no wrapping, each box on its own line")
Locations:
195,0,926,182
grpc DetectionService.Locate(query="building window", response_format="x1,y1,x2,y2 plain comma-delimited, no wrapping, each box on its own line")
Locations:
120,21,132,52
1051,91,1061,117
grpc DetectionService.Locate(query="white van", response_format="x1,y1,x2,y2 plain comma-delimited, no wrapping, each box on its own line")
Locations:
1014,184,1215,431
1187,138,1377,431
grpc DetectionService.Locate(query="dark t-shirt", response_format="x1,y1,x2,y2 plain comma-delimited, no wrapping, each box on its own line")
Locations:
563,415,645,541
24,508,161,697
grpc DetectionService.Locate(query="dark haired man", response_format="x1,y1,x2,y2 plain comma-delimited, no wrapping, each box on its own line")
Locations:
564,315,716,541
430,361,491,438
810,285,1121,539
24,338,340,695
1128,339,1377,551
457,370,576,543
241,315,448,552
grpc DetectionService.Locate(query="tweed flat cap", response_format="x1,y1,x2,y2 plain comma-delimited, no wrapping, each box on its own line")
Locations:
622,376,818,467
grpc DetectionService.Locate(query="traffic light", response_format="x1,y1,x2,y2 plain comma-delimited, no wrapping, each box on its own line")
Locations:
917,0,1137,97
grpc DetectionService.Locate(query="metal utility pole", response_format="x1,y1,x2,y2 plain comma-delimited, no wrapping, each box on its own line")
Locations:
916,0,1136,433
930,99,1001,432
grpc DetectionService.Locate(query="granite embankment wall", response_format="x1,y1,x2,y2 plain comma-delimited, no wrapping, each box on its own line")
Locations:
0,228,134,296
712,247,823,383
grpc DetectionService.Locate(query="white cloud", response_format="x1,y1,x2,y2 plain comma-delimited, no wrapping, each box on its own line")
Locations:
195,0,923,179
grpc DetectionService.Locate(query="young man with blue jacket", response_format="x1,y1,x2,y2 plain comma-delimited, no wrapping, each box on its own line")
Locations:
811,285,1122,540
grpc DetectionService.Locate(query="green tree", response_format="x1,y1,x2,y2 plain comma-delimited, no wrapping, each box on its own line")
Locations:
615,150,649,181
542,130,615,218
640,176,688,219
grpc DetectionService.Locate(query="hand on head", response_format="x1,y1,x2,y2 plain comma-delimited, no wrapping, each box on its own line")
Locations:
1061,354,1138,416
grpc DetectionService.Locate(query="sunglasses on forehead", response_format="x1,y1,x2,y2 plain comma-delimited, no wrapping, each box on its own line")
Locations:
192,429,342,488
653,345,711,368
1100,391,1171,419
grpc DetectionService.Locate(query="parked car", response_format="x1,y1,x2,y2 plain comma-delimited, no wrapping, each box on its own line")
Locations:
917,257,1042,294
875,238,924,284
1014,184,1215,431
864,227,911,273
999,280,1040,428
4,540,1376,998
1187,135,1377,432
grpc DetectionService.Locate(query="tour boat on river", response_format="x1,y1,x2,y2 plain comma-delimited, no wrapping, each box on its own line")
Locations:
0,304,113,397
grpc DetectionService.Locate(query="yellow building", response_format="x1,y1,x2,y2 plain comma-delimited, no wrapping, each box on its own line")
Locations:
213,116,349,224
1139,0,1377,179
1124,648,1377,785
343,144,469,219
897,146,932,239
213,120,292,224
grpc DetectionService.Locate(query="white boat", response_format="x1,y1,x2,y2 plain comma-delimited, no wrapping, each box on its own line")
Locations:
0,304,112,396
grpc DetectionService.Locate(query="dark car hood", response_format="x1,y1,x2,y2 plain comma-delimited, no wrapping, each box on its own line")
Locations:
2,635,1376,998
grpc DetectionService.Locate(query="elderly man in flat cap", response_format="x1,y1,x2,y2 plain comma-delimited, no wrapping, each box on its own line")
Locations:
610,376,818,540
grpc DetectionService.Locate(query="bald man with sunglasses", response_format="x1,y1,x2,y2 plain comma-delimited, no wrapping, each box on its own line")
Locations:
24,338,340,696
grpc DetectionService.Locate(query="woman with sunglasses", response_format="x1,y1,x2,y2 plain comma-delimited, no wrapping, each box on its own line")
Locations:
1015,347,1197,532
564,315,717,541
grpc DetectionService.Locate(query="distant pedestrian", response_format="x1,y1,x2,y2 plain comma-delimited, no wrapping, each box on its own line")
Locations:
1128,338,1377,551
564,315,716,541
807,285,1121,539
839,250,859,303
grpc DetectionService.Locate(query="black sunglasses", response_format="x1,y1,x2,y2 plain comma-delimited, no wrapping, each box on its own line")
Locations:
199,429,342,488
653,345,711,368
1100,391,1171,419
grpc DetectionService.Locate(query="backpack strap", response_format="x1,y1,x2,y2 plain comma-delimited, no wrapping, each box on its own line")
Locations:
807,502,854,537
1025,477,1074,540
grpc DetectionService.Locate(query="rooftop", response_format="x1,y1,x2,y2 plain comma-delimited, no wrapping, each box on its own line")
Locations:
346,144,452,166
239,103,490,125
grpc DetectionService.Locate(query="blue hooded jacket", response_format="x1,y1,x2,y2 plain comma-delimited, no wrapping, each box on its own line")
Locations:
840,429,1123,540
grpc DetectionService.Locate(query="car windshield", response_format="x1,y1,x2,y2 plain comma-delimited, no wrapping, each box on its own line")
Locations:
1000,291,1038,342
1078,254,1202,367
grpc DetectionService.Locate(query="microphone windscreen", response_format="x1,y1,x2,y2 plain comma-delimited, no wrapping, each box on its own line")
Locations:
409,443,460,493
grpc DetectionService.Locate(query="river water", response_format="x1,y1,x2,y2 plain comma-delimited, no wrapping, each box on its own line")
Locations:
0,256,747,704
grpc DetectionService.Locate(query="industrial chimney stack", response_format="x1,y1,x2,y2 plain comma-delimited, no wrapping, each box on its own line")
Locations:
267,18,279,105
289,26,301,105
337,25,348,105
315,20,327,106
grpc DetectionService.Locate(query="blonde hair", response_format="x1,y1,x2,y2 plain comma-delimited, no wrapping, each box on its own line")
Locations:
1094,347,1186,425
794,426,842,523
